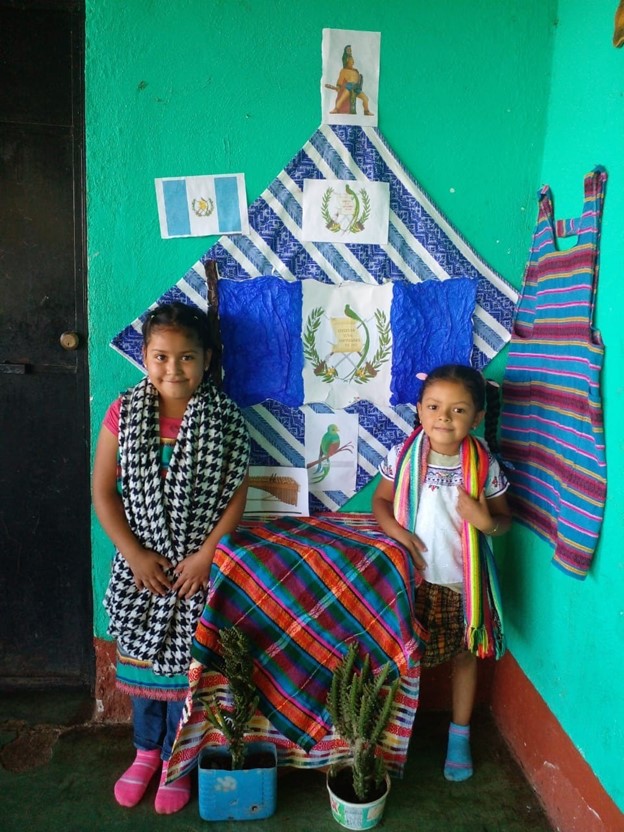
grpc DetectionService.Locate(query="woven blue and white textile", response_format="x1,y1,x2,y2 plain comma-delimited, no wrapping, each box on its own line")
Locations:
111,125,517,512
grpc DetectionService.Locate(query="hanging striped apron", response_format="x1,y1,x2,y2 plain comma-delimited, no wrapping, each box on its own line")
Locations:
501,167,607,579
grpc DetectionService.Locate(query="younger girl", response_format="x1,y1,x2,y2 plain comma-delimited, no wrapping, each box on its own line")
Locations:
373,364,511,782
92,302,249,814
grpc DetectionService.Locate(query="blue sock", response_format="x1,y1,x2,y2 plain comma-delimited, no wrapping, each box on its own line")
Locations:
444,721,473,781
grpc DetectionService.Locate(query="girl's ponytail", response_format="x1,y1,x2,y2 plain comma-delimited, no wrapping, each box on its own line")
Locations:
484,380,503,460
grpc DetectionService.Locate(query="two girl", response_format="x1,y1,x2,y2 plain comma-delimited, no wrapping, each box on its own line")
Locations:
95,323,508,805
373,364,511,782
92,302,249,814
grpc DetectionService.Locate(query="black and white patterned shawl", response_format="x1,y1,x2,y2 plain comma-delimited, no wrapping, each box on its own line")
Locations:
103,377,249,676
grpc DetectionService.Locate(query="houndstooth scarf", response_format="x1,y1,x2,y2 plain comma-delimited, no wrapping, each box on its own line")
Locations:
103,377,249,676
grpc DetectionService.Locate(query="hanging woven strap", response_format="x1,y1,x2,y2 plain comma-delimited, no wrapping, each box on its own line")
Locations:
460,436,505,659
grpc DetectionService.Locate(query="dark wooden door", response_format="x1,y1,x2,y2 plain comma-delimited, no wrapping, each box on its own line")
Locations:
0,0,92,687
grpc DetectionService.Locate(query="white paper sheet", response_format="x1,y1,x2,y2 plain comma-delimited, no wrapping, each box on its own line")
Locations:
302,280,393,408
302,178,389,244
154,173,249,238
244,466,309,518
304,410,359,495
321,29,380,127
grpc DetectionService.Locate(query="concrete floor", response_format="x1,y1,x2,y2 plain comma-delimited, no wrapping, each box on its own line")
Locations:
0,688,553,832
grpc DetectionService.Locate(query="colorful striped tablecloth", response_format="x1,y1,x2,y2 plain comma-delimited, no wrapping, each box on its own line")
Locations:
168,513,425,780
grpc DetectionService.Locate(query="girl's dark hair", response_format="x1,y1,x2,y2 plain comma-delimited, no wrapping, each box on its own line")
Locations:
416,363,502,455
142,301,215,351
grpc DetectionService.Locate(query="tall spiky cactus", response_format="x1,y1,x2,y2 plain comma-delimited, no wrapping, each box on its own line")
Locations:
327,643,400,802
199,626,259,770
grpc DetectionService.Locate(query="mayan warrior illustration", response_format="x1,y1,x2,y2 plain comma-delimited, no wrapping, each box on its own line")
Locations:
325,44,373,116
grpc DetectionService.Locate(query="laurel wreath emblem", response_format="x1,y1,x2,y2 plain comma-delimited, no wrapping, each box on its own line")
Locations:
320,185,371,234
303,307,338,382
352,309,391,384
302,307,391,385
191,196,214,218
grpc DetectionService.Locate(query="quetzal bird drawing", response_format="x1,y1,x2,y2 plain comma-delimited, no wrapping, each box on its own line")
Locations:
308,424,354,485
315,424,341,472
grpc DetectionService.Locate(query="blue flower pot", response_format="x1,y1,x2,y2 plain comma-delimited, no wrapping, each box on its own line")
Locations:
198,741,277,821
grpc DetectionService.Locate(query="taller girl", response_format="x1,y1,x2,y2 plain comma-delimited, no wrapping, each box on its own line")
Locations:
373,364,511,782
92,302,249,814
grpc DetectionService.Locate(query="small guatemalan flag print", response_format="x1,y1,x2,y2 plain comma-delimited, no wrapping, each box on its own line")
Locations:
154,173,249,238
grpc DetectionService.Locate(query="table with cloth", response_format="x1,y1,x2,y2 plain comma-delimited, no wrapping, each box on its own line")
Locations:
168,513,426,781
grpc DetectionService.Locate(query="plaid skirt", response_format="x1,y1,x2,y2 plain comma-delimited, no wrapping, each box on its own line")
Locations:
414,581,465,667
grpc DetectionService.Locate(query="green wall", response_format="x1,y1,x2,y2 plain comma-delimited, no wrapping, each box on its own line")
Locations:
86,0,555,608
84,0,624,803
87,0,554,620
497,0,624,812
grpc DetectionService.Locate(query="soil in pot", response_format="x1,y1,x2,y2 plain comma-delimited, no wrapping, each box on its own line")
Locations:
328,766,388,804
199,749,276,770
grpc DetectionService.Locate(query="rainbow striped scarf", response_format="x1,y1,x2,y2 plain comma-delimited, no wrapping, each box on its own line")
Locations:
393,428,505,660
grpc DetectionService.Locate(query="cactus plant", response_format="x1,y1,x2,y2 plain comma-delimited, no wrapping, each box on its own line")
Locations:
327,642,400,803
199,626,259,770
196,627,277,821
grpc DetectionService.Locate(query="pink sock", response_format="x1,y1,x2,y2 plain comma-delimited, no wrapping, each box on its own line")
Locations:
154,760,191,815
114,748,161,807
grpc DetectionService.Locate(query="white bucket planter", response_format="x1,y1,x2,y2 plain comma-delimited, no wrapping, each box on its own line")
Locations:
326,768,391,830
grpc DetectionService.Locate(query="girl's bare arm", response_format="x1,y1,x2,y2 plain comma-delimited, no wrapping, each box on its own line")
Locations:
372,476,427,571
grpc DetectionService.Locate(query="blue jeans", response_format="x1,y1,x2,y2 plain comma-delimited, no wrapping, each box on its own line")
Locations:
131,696,185,761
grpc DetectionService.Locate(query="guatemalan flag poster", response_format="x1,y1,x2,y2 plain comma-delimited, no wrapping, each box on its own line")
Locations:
154,173,249,238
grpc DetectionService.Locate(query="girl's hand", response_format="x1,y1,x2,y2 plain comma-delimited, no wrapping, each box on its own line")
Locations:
125,548,172,596
172,550,213,600
457,485,491,529
170,476,249,600
372,477,427,571
458,488,512,536
456,487,492,532
393,528,428,572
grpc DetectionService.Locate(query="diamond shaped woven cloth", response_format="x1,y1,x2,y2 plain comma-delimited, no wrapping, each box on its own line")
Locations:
111,125,517,511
